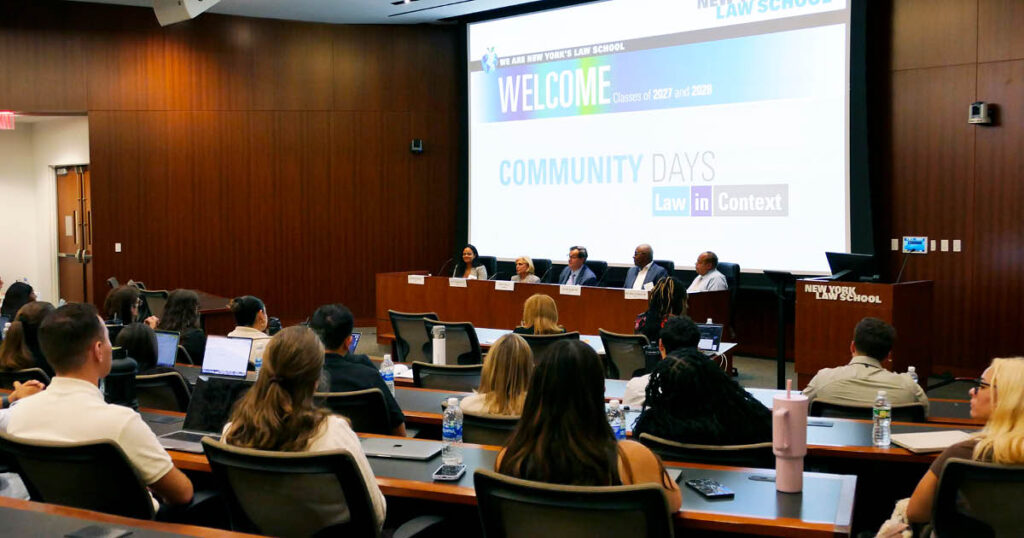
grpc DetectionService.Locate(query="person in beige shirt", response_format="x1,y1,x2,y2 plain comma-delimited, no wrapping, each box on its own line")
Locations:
226,295,271,366
802,317,928,416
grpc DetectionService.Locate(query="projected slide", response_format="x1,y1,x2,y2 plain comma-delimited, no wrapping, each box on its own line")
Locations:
468,0,850,274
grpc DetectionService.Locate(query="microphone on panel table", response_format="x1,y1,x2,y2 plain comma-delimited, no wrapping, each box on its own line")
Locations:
437,258,455,278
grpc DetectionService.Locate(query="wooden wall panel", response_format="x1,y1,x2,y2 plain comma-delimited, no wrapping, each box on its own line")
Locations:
891,0,977,70
0,28,86,111
978,0,1024,62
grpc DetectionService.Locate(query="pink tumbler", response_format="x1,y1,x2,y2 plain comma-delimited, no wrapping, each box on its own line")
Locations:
772,383,808,493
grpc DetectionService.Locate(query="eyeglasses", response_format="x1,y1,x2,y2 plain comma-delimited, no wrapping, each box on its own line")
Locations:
958,377,991,391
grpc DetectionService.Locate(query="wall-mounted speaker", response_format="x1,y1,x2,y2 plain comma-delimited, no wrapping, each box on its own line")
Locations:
153,0,221,27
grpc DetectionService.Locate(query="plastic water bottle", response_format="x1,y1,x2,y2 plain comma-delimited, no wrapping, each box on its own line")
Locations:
607,399,626,440
907,366,919,384
442,397,463,465
872,390,891,447
380,353,395,395
253,354,262,379
2,322,10,339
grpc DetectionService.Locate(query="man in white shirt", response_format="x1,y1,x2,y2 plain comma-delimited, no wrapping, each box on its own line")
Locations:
7,303,194,507
623,316,701,408
226,295,271,366
687,251,728,293
624,244,669,290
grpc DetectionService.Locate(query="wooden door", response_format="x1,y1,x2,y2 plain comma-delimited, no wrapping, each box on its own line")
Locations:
55,165,91,303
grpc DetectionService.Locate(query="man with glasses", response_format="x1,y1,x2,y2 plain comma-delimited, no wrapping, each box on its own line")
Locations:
802,317,929,415
557,246,598,286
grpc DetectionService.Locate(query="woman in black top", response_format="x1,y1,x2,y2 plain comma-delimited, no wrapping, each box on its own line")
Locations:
1,281,36,322
157,289,206,364
633,276,686,346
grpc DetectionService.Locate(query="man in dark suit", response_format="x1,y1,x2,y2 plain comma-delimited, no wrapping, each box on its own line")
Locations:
557,246,598,286
623,243,669,290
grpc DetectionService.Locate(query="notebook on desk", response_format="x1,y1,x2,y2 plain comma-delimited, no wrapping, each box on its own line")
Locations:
891,430,972,453
158,376,254,453
697,323,723,355
155,330,180,367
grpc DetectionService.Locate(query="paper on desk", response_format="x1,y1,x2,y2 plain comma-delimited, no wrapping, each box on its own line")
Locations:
890,430,972,453
393,364,413,379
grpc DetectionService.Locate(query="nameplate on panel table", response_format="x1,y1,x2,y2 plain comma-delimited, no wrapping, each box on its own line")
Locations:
407,275,425,285
624,289,649,300
559,284,581,296
449,278,468,288
494,280,514,291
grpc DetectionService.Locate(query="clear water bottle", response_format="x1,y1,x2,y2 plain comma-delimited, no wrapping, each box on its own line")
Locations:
380,353,395,395
442,397,463,465
2,322,10,339
253,354,263,379
907,366,919,384
607,399,626,440
872,390,891,447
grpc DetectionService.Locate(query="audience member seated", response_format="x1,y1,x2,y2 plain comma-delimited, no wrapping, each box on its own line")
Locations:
226,295,271,367
157,289,207,365
633,348,771,446
115,323,172,375
460,333,533,416
0,281,36,329
222,326,387,531
557,246,597,286
633,276,687,347
0,302,56,378
496,340,681,510
0,380,46,430
453,243,488,280
310,304,406,436
510,256,541,284
7,303,194,508
623,316,700,408
624,243,669,290
103,285,159,328
513,294,565,336
802,317,928,415
686,251,728,293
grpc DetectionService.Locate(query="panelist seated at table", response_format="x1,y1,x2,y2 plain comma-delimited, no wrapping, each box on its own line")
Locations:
623,316,700,409
7,303,194,508
633,347,771,446
157,289,207,365
496,340,681,510
510,256,541,284
686,251,728,293
802,317,928,415
226,295,271,366
453,243,488,280
310,304,406,436
623,244,669,290
512,294,566,336
634,277,687,348
222,326,387,532
460,333,533,416
557,246,597,286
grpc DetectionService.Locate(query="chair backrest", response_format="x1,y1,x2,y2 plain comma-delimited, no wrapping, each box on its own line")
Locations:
175,343,194,365
637,433,774,468
202,438,378,538
809,399,927,422
521,332,580,364
106,276,120,289
315,389,392,435
474,468,674,538
424,320,482,365
653,259,675,275
136,371,192,412
104,357,138,410
139,289,170,320
477,256,498,279
715,262,740,337
932,458,1024,538
412,361,483,392
388,310,439,363
599,329,649,380
532,258,553,283
463,411,519,446
0,432,155,520
586,260,609,286
0,368,50,390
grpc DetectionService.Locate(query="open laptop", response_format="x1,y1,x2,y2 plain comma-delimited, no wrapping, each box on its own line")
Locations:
158,376,254,453
360,437,441,461
155,330,180,367
697,323,724,356
200,335,253,378
349,332,361,354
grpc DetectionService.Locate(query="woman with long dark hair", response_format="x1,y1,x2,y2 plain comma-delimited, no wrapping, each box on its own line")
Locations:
453,244,487,280
496,340,680,509
1,281,36,322
115,322,170,374
634,276,687,346
0,302,55,376
157,289,206,364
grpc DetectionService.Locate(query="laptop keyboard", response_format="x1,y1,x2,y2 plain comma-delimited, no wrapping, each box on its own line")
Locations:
163,431,219,443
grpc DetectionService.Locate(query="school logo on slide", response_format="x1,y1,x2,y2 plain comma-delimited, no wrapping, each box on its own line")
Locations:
481,47,499,73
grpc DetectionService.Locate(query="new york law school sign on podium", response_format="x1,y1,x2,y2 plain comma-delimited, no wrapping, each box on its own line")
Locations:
794,280,934,389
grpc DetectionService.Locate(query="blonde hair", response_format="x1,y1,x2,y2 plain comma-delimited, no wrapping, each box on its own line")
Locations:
521,294,562,335
515,256,535,275
973,357,1024,463
477,333,534,415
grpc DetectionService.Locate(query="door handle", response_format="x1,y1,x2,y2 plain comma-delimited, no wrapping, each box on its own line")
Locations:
72,210,79,245
87,209,93,246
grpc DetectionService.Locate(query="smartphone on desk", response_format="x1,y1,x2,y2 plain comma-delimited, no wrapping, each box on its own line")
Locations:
684,478,734,499
432,464,466,481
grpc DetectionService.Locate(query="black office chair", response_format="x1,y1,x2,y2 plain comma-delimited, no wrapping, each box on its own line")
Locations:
809,399,928,422
929,458,1024,538
104,355,139,410
139,289,170,320
462,411,519,446
136,371,192,412
0,433,156,520
388,310,439,363
637,433,774,468
477,256,498,279
315,388,393,435
106,276,120,289
412,362,482,392
474,468,674,538
599,330,649,380
0,368,50,389
521,332,580,364
716,262,740,339
175,344,194,365
585,260,609,286
653,259,675,276
533,258,553,283
423,320,482,365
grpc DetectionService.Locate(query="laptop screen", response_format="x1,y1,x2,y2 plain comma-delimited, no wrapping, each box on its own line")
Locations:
696,323,723,352
155,330,180,367
201,336,253,377
349,332,361,354
182,376,254,434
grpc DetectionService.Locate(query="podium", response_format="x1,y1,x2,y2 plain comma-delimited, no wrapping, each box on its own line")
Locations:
794,280,933,388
